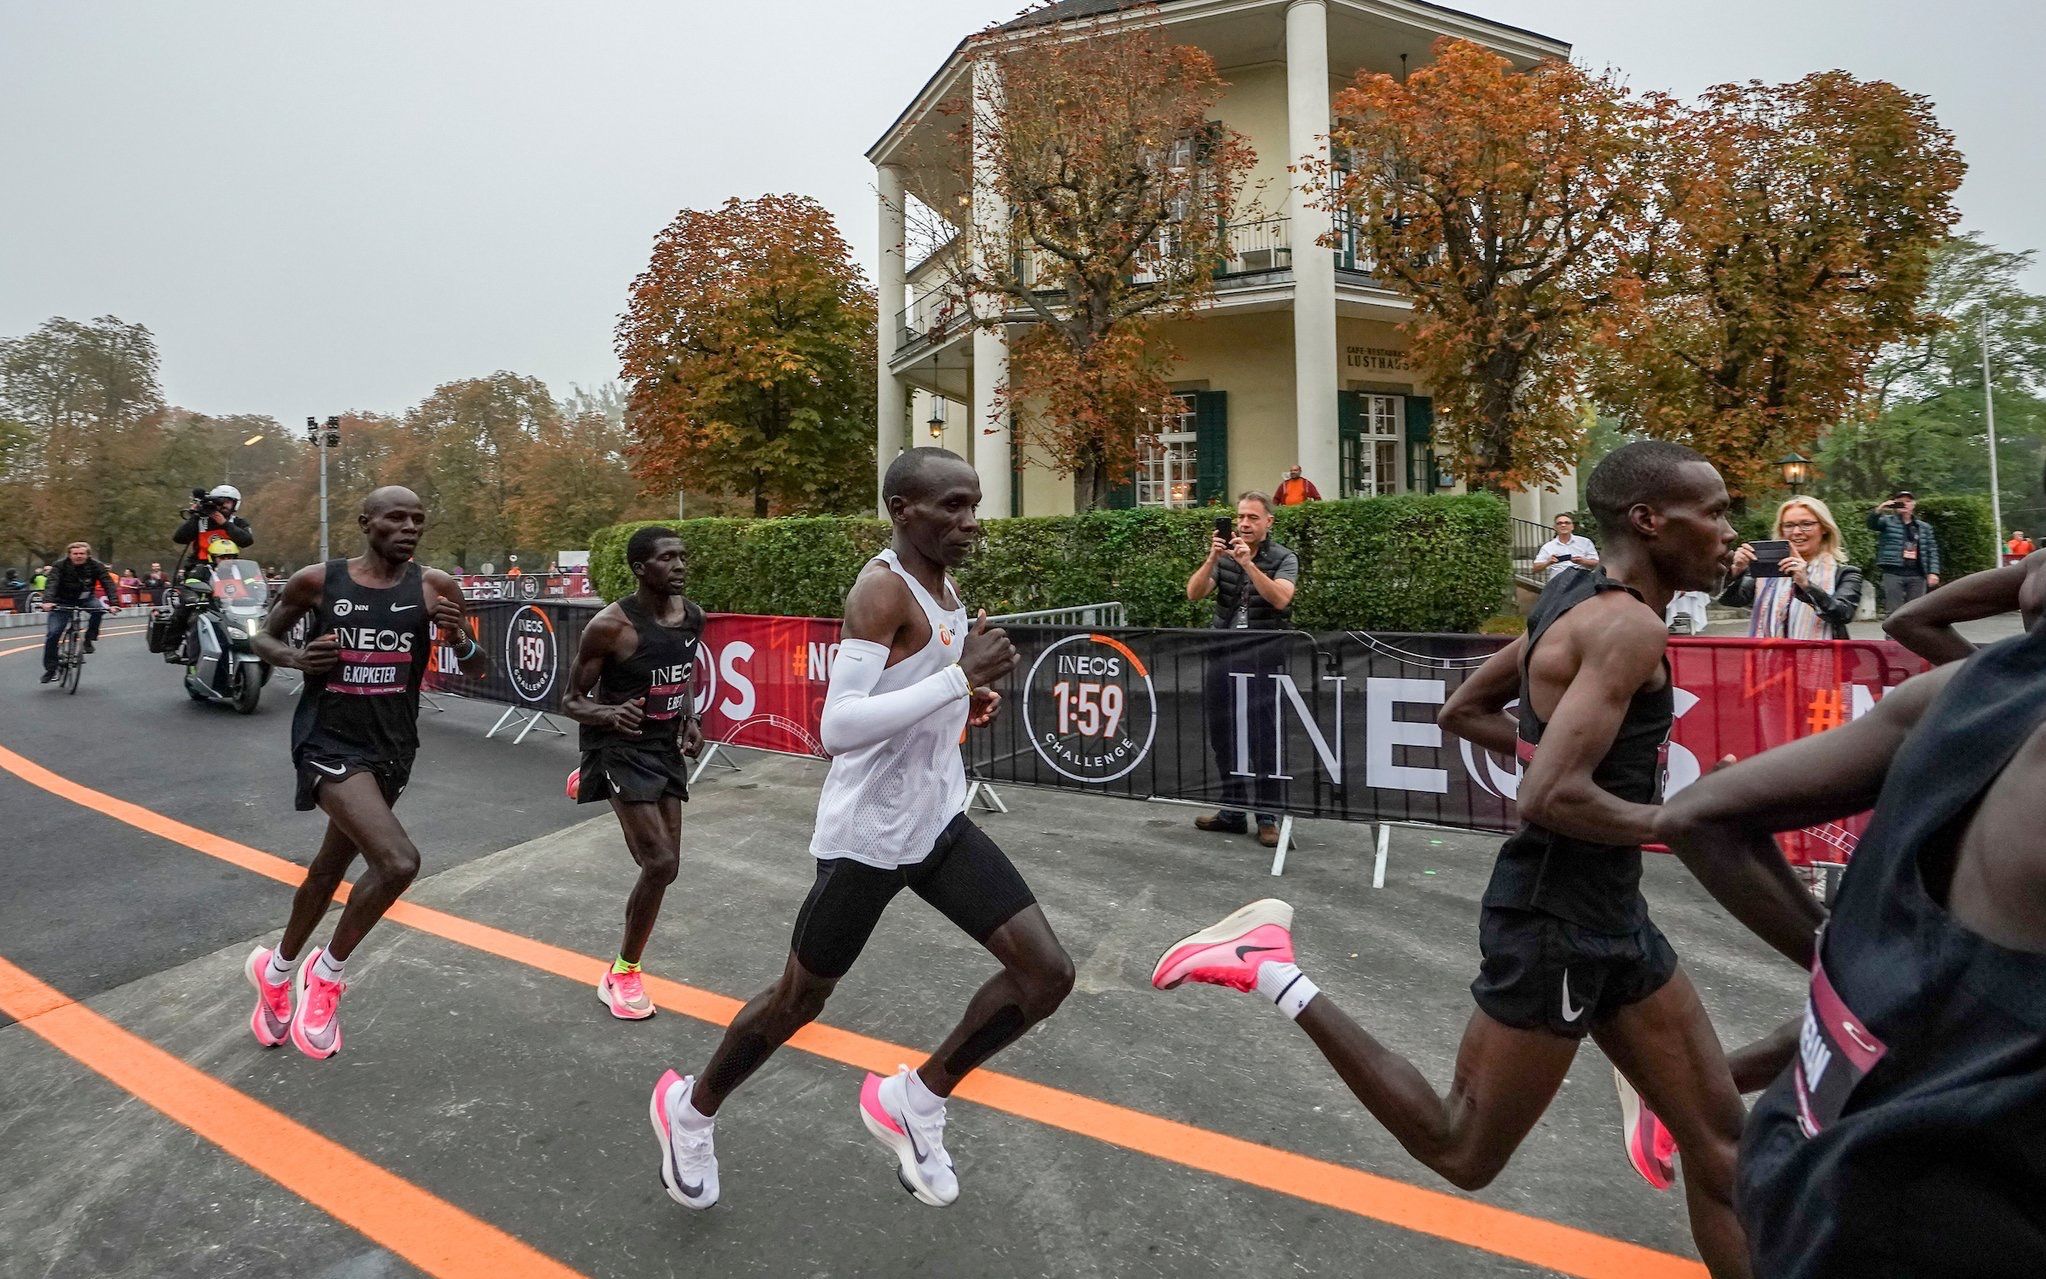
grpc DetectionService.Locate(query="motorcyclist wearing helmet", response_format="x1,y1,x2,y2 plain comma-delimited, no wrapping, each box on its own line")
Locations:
168,484,256,661
174,485,256,579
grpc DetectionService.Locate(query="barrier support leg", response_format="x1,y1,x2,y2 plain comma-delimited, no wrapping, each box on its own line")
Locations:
484,706,524,739
964,780,1008,815
420,691,446,713
688,742,743,786
512,711,567,745
1371,822,1391,889
1267,815,1295,877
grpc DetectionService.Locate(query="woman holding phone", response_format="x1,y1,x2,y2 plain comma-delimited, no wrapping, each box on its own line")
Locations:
1721,497,1864,639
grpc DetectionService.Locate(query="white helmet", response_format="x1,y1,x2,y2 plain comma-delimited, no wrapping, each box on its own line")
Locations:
208,484,242,504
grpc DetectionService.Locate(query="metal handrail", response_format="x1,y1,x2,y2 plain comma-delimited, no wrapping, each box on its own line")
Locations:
986,601,1128,628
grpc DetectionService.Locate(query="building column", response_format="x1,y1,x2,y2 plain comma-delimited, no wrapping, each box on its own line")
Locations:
970,56,1012,519
1509,485,1543,527
875,163,909,516
1286,0,1340,497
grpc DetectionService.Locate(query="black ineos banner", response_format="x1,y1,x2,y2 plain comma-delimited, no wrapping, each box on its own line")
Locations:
426,598,601,713
968,626,1518,832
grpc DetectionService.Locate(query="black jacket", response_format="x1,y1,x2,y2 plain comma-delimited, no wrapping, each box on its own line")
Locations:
1720,563,1864,639
48,558,119,606
1210,537,1299,629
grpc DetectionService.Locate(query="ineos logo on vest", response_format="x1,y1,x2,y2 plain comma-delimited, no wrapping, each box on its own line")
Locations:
1021,633,1158,783
504,605,558,703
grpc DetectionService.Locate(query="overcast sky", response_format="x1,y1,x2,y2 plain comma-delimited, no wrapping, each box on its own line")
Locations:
3,0,2039,430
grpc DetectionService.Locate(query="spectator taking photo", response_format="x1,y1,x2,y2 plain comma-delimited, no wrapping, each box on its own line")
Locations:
1721,497,1864,640
1867,489,1941,612
1532,514,1598,582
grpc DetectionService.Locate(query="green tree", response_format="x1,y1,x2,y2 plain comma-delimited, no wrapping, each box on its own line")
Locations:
616,194,877,518
405,372,559,565
0,315,165,563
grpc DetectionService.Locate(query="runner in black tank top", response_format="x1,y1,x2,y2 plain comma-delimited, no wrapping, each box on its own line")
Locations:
1659,628,2046,1276
1154,442,1759,1278
240,486,486,1061
289,557,432,810
562,527,706,1020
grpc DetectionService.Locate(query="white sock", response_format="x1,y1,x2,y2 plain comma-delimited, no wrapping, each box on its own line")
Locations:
313,949,348,983
1253,961,1320,1020
262,949,295,986
675,1081,715,1132
902,1068,946,1119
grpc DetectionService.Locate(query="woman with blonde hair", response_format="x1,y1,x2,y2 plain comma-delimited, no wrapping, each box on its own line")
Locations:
1720,496,1865,639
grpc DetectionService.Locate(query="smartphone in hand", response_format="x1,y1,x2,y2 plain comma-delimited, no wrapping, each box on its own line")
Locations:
1749,539,1792,578
1213,517,1234,544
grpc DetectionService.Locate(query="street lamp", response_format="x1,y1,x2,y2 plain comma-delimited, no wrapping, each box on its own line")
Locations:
306,416,341,560
927,398,946,441
1776,452,1812,495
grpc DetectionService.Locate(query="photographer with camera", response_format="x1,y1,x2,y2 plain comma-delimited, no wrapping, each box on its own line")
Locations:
166,485,255,659
1867,489,1941,614
1186,492,1299,848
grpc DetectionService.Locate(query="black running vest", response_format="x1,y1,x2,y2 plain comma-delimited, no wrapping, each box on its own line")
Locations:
289,559,431,764
1738,628,2046,1277
1483,569,1674,932
578,596,704,751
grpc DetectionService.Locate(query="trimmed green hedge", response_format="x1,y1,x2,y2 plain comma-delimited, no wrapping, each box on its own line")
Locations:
591,493,1511,632
1737,494,1995,579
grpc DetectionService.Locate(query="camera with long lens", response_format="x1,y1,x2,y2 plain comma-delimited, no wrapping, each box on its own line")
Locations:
189,487,225,515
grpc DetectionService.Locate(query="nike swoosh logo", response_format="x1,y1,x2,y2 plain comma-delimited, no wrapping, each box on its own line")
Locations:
389,604,418,612
1234,944,1281,962
310,761,348,776
906,1124,929,1165
1560,972,1584,1022
679,1178,703,1198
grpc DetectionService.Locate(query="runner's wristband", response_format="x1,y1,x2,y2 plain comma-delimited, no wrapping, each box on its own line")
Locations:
453,636,480,661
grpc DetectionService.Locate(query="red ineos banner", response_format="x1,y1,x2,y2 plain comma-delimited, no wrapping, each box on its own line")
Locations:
426,599,1930,866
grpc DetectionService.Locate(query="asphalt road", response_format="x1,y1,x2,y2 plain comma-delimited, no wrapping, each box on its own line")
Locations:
0,622,1806,1279
0,624,594,1023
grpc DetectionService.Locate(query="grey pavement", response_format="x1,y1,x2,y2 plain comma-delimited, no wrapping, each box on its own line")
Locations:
0,627,1806,1278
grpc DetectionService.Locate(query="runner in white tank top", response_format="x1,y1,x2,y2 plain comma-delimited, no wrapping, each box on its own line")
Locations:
648,448,1076,1214
810,546,970,868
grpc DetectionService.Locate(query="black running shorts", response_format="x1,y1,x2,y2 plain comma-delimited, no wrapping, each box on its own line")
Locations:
1469,905,1678,1040
790,814,1037,980
293,754,414,813
576,741,689,805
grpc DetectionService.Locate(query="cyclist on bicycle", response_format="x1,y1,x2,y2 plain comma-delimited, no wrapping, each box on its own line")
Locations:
42,541,121,683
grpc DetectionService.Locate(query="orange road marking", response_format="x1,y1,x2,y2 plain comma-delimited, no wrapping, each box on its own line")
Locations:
0,745,1705,1279
0,957,587,1279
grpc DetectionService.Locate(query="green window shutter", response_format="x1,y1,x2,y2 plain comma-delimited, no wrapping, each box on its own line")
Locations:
1403,395,1434,491
1106,445,1137,509
1194,390,1228,506
1338,389,1362,442
1403,395,1434,444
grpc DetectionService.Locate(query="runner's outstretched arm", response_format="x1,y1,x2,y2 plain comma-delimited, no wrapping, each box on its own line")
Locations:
1654,665,1957,967
1438,637,1523,757
1883,557,2036,665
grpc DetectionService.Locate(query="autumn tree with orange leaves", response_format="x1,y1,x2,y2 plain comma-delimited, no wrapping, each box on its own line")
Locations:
617,194,876,518
1316,39,1664,490
1594,73,1965,493
932,3,1258,510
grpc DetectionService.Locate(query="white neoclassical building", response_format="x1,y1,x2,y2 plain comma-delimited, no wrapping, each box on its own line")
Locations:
869,0,1580,525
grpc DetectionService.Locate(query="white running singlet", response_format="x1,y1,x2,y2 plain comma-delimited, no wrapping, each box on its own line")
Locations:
809,550,971,869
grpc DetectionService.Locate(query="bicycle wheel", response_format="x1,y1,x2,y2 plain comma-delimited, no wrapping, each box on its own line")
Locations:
62,622,84,694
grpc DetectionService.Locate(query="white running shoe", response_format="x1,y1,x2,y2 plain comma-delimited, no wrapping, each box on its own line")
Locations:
859,1066,959,1207
649,1070,719,1209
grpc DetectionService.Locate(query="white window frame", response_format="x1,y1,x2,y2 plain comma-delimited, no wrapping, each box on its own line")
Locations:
1342,393,1404,499
1136,394,1200,509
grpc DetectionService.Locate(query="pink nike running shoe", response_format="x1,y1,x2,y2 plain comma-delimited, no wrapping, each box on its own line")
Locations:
599,967,655,1020
289,946,347,1060
565,768,580,801
1151,899,1295,992
1614,1067,1677,1190
243,946,292,1048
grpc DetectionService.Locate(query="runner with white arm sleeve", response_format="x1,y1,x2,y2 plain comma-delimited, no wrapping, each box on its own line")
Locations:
647,448,1074,1211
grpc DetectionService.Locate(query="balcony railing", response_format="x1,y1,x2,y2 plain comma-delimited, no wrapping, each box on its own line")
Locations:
895,288,968,358
1130,215,1294,286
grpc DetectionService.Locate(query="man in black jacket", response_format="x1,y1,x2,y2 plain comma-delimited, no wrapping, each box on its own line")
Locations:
1185,491,1300,848
41,542,121,682
173,485,255,579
